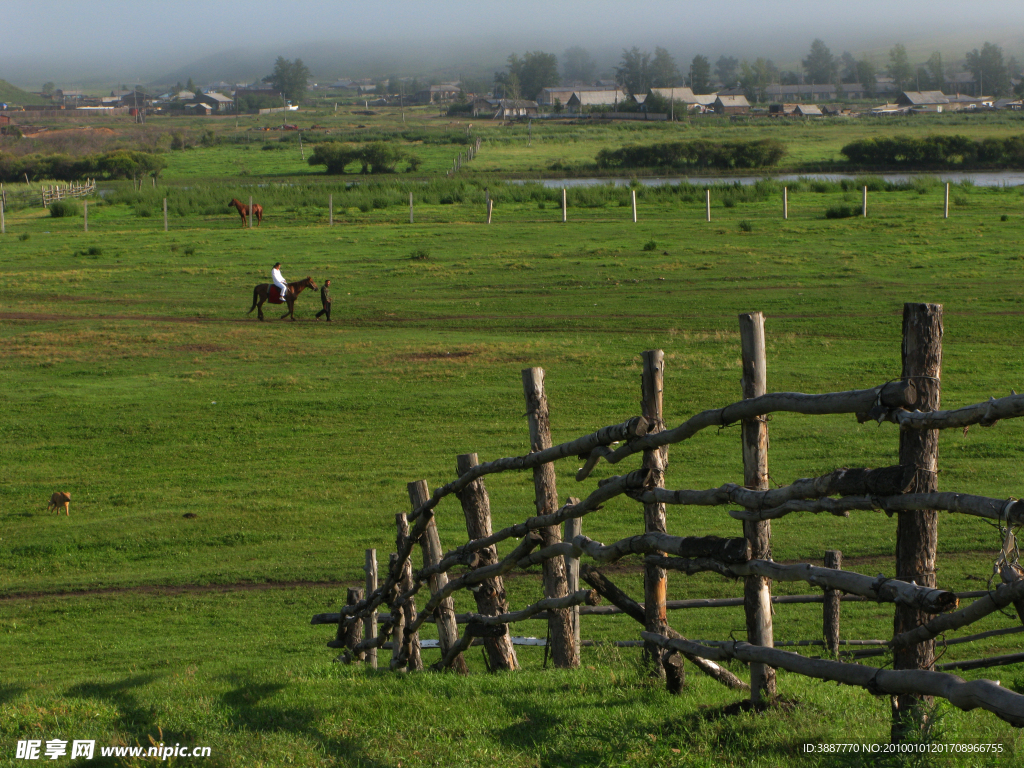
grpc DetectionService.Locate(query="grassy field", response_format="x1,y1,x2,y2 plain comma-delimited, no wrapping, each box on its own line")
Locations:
2,117,1024,765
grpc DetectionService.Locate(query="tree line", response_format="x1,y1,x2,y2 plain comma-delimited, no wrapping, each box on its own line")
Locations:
595,139,786,170
483,40,1022,105
840,135,1024,168
0,150,166,183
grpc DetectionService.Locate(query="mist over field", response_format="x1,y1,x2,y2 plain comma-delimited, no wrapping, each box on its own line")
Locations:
1,0,1023,88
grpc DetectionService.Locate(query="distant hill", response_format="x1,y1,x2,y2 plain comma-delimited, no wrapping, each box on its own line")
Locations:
0,79,48,106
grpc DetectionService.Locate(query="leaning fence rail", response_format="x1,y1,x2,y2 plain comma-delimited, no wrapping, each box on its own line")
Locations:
312,302,1024,737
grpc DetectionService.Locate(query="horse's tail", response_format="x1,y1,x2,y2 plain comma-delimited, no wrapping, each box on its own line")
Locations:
247,285,259,314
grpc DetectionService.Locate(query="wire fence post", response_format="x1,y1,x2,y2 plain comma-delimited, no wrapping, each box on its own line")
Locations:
83,201,88,232
248,195,253,228
706,189,711,222
163,198,168,231
783,187,788,220
329,194,333,227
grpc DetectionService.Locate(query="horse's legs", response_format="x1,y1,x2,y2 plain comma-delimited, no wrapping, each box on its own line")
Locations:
257,297,265,321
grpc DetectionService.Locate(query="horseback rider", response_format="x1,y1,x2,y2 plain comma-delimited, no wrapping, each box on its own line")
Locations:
271,262,288,301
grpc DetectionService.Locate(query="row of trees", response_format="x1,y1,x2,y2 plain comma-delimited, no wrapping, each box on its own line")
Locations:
595,139,786,170
307,141,421,174
490,40,1022,104
0,150,166,183
841,135,1024,167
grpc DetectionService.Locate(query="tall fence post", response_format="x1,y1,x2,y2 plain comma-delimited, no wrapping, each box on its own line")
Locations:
892,302,942,742
329,194,333,227
522,368,578,668
394,512,423,671
862,186,868,217
409,192,414,224
783,187,788,220
563,514,582,654
487,199,493,224
823,550,842,656
248,195,253,228
632,189,637,223
408,480,468,674
562,188,567,223
388,553,404,669
163,198,168,232
83,201,88,232
336,587,364,659
641,350,672,679
364,549,378,669
705,189,711,222
1,198,5,235
456,453,518,671
739,311,776,705
944,183,949,219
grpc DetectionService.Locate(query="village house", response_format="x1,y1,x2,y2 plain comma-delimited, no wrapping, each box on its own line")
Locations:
198,92,234,112
713,94,750,114
416,84,461,103
539,85,625,108
472,97,538,118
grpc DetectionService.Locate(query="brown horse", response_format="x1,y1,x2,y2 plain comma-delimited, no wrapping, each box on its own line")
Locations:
228,198,263,227
248,276,317,321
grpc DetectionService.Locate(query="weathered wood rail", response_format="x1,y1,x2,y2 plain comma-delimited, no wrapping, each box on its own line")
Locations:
41,179,96,207
312,302,1024,739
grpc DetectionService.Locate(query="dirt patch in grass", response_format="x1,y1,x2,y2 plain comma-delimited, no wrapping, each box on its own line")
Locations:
174,343,231,353
398,350,476,361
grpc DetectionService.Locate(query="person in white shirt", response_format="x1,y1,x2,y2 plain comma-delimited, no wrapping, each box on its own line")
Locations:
271,262,288,301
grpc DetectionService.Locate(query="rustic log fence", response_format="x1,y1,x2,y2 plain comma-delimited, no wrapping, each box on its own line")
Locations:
312,302,1024,736
41,179,96,207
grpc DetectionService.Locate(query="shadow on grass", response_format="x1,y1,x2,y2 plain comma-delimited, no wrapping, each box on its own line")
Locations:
218,674,389,767
65,675,204,768
0,683,28,704
490,695,612,767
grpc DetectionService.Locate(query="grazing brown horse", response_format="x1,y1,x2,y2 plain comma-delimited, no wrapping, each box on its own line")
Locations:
248,276,317,321
228,198,263,227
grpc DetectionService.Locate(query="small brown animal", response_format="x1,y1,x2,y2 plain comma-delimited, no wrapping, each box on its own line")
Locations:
48,491,71,515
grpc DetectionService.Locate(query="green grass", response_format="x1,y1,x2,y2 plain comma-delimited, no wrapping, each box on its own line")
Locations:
2,159,1024,765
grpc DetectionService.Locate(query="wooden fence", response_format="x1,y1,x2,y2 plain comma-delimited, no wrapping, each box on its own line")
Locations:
311,303,1024,738
40,179,96,207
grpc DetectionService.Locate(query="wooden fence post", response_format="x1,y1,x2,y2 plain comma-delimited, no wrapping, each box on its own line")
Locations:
783,187,788,220
563,514,582,653
561,188,567,222
739,311,776,705
944,183,949,219
522,368,578,668
388,553,405,669
892,302,942,742
641,350,672,679
336,587,364,658
823,550,842,656
364,549,378,669
1,198,5,235
409,192,414,224
248,195,253,228
487,199,493,224
632,189,637,223
456,453,518,671
83,201,88,232
408,480,468,674
705,189,711,222
395,512,423,671
862,186,868,217
163,198,168,232
329,194,333,227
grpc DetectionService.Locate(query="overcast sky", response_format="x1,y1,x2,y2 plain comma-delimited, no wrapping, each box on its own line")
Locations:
2,1,1022,86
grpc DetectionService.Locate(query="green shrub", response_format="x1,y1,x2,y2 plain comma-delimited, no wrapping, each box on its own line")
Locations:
18,233,30,241
410,248,429,260
738,220,753,232
643,239,657,251
1001,214,1010,222
723,196,736,208
184,246,195,256
49,199,81,218
825,205,857,219
87,246,102,256
596,138,786,170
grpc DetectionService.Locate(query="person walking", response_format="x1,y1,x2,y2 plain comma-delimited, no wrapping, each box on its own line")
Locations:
315,279,332,321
